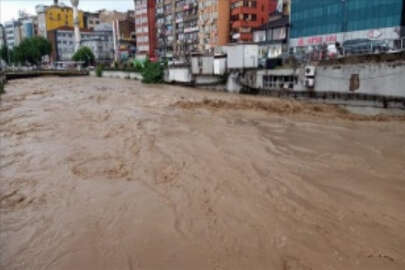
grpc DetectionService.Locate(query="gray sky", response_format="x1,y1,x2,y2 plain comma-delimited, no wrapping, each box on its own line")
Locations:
0,0,134,23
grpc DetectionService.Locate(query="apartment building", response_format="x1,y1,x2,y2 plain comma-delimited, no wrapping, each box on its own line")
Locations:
4,20,21,49
135,0,156,59
84,12,101,30
155,0,170,58
36,4,85,38
198,0,230,53
177,0,199,56
47,25,113,63
155,0,199,59
230,0,277,42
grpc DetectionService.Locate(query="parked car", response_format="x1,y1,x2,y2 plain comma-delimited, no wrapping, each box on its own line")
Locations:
343,39,389,55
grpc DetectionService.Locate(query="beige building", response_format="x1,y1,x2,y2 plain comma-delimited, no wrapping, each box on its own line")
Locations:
198,0,230,53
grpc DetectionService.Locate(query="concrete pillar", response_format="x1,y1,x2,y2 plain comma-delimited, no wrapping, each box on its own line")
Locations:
70,0,80,52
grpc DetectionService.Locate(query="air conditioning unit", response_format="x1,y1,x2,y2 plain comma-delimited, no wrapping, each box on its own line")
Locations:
305,78,315,88
305,65,316,77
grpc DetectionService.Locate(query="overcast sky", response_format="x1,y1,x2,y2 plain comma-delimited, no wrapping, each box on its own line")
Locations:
0,0,134,23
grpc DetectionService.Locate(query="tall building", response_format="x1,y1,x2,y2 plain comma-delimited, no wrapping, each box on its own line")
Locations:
155,0,174,58
155,0,199,59
290,0,405,50
20,18,35,40
134,0,156,60
198,0,230,53
4,20,21,49
230,0,277,42
177,0,199,56
36,3,85,38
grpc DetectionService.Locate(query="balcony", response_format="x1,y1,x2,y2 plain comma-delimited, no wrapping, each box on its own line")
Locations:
232,32,252,42
231,7,256,16
231,20,258,29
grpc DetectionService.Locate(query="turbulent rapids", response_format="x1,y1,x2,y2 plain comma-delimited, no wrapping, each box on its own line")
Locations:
1,77,404,270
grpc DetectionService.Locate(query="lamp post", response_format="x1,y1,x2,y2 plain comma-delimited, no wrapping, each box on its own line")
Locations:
70,0,81,52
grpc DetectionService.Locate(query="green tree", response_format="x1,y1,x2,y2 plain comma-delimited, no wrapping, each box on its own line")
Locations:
72,46,95,67
0,45,10,64
12,37,52,65
141,60,164,84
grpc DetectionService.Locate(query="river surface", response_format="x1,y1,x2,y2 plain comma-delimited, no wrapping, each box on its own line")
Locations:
1,77,405,270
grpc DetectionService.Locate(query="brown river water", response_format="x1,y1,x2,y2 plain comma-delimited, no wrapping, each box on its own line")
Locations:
1,77,405,270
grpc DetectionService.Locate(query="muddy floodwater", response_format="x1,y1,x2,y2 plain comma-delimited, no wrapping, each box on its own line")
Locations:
1,77,405,270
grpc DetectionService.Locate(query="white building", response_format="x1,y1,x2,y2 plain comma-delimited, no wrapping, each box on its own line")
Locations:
4,20,21,49
48,24,113,63
81,24,114,62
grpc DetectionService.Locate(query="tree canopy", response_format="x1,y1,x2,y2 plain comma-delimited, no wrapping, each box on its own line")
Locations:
0,45,11,64
13,37,52,65
72,46,95,67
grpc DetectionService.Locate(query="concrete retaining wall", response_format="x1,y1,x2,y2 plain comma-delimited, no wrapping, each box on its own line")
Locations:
247,59,405,98
314,61,405,97
89,70,143,80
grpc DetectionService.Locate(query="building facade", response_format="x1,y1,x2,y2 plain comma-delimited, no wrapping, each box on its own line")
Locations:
84,12,101,30
48,26,113,63
112,19,137,61
20,18,35,40
135,0,156,59
198,0,230,53
155,0,199,60
178,0,199,56
230,0,277,42
290,0,405,50
81,24,114,63
4,20,21,49
36,4,85,38
253,15,289,67
155,0,174,58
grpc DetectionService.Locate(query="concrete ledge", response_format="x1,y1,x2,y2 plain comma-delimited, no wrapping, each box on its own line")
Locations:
5,70,89,80
89,70,143,80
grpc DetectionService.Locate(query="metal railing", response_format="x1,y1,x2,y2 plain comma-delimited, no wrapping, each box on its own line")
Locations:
291,38,405,63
